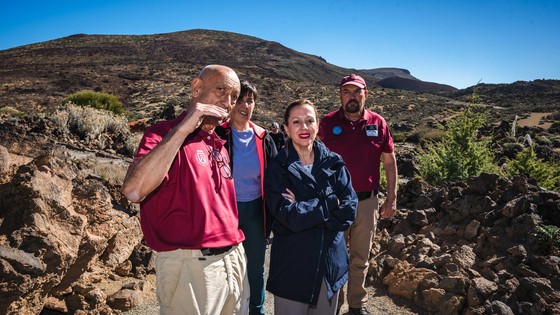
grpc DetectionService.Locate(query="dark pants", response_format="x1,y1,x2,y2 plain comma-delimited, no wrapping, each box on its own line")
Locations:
238,198,266,315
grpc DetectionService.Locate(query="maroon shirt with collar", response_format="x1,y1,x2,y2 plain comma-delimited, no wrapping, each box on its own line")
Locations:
319,107,394,192
135,112,245,252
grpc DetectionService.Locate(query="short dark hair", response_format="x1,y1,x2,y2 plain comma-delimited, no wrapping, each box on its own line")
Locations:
238,80,258,101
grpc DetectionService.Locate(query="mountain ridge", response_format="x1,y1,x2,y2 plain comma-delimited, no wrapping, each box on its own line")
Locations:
0,29,558,128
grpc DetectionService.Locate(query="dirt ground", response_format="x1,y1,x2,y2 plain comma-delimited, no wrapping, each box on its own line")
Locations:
124,247,423,315
516,112,553,129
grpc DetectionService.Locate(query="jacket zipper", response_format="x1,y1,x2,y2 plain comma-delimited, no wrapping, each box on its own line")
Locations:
309,225,325,303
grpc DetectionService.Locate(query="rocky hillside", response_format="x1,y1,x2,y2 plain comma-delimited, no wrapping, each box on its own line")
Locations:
452,80,560,114
377,174,560,314
0,29,559,314
0,114,558,314
2,29,558,128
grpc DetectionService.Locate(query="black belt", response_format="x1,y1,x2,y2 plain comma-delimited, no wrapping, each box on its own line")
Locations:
356,189,379,201
201,246,233,256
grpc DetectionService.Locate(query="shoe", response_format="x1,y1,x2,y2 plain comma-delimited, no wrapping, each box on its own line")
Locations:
348,307,371,315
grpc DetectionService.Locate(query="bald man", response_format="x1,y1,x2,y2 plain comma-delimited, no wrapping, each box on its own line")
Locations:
123,65,249,315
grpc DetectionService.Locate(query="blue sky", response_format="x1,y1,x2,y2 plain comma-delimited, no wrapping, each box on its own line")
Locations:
2,0,559,89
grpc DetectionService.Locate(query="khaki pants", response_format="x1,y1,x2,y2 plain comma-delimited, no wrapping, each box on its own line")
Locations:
339,194,379,309
156,245,250,315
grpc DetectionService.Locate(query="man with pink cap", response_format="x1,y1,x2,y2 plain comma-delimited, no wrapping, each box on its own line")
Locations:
318,74,398,315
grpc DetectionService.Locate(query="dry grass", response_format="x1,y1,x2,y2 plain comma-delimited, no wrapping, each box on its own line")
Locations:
52,103,129,140
125,132,143,157
82,158,129,185
0,106,24,116
409,124,445,143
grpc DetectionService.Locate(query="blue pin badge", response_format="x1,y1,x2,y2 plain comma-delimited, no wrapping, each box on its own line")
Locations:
333,126,342,135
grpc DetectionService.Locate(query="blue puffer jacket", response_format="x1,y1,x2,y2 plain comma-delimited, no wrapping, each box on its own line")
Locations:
264,140,357,306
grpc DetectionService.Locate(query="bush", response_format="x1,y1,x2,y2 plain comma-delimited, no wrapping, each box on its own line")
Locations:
50,103,129,142
64,90,125,115
504,145,560,190
532,225,560,254
391,131,408,143
0,106,24,117
416,103,499,184
407,123,445,143
125,132,144,156
549,121,560,133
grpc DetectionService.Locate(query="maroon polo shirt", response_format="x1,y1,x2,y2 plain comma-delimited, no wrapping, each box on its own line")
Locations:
134,112,245,252
319,107,394,192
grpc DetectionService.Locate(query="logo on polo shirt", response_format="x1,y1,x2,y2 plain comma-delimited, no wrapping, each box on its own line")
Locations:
196,149,208,166
333,126,342,135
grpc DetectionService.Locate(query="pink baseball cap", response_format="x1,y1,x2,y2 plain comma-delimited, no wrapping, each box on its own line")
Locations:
340,74,367,89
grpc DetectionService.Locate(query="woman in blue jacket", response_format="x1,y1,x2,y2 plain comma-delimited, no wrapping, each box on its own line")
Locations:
264,99,357,314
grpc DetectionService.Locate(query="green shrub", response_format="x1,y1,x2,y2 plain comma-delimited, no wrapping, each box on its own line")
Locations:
0,106,24,117
64,90,125,115
532,225,560,254
378,155,400,194
416,105,499,184
380,162,387,190
505,145,560,190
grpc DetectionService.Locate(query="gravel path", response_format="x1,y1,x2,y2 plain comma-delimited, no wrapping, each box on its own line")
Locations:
124,247,423,315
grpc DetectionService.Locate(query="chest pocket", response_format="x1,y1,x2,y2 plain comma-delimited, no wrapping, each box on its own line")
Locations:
366,127,385,152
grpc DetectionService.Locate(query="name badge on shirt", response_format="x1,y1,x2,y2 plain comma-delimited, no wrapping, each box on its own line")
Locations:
366,124,378,137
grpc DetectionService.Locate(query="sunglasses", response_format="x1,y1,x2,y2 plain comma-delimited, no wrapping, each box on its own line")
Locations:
209,149,232,179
